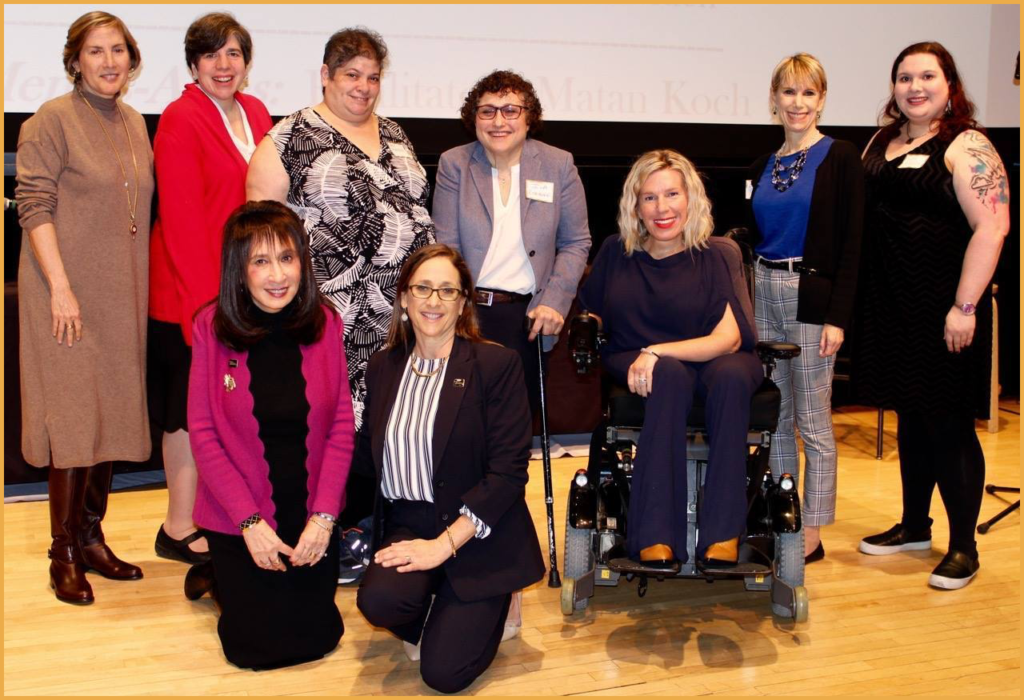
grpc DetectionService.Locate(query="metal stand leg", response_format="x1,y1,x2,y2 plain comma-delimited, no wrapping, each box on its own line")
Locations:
977,485,1020,534
876,409,884,460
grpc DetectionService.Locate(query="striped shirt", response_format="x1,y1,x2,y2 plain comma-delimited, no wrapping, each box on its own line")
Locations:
381,355,491,538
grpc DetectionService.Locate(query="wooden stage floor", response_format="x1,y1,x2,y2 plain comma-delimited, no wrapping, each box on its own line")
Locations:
4,405,1020,696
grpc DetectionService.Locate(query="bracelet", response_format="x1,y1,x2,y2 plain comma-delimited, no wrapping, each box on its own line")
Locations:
309,517,333,533
445,526,457,559
641,347,660,358
238,513,262,532
311,511,336,523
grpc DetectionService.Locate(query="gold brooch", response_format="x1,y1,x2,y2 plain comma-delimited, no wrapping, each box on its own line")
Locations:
223,374,236,392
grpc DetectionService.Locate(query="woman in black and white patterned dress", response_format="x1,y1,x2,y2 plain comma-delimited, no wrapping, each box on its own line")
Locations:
248,27,434,431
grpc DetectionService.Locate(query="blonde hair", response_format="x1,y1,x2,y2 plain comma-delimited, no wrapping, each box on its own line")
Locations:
617,149,713,256
769,53,827,121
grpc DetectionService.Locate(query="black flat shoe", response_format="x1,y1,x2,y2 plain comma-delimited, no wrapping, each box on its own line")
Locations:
156,525,211,564
928,550,979,590
805,542,825,564
859,523,931,556
184,561,217,601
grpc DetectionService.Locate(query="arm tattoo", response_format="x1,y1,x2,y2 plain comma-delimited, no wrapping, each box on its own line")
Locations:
964,131,1010,213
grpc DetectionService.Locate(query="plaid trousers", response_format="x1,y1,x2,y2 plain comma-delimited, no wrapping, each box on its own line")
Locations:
754,264,837,526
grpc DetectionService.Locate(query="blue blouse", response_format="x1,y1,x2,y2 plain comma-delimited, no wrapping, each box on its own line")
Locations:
752,136,833,260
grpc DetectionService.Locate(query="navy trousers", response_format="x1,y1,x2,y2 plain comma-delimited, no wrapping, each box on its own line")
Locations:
356,500,511,694
605,351,763,561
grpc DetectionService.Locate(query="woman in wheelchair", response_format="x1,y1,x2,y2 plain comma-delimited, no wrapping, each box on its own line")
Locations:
578,149,764,569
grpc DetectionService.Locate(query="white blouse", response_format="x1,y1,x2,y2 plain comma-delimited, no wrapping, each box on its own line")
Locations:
199,86,256,162
476,165,535,294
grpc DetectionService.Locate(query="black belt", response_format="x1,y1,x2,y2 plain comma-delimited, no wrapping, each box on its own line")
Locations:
756,257,819,276
474,288,532,306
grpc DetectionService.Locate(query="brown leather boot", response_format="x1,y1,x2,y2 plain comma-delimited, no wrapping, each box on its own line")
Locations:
48,467,94,604
78,463,143,580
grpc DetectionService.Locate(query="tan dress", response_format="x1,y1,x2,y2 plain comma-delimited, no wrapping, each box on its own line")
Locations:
15,90,154,468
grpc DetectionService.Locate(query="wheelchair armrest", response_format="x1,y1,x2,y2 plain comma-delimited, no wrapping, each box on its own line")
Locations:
756,342,801,369
568,312,605,375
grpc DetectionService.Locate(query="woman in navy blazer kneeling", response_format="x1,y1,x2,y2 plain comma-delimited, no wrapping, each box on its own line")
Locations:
356,244,545,693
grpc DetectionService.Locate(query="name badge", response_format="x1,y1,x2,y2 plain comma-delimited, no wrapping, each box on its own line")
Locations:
898,154,930,169
745,180,753,200
525,179,555,203
389,142,413,159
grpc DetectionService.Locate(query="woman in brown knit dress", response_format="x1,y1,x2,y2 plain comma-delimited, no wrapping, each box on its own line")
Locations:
15,11,154,604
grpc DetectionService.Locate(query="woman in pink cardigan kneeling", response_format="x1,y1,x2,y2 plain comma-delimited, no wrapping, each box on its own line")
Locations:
186,200,355,670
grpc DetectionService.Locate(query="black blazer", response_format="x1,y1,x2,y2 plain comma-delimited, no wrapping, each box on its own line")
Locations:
747,138,865,330
356,337,545,602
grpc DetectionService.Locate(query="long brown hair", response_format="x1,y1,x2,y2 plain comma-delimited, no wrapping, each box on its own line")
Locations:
212,201,329,350
878,41,982,143
385,244,485,352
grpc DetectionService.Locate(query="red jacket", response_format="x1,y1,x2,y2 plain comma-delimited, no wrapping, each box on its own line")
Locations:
149,84,273,345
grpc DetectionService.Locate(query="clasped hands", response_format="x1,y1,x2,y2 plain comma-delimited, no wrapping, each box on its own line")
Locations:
242,516,332,571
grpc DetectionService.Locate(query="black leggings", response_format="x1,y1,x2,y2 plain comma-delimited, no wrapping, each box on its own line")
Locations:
897,411,985,556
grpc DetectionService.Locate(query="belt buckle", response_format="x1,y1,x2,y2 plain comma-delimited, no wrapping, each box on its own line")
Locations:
478,290,494,307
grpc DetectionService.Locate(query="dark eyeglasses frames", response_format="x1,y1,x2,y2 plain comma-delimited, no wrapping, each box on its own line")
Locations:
407,284,464,302
475,104,526,120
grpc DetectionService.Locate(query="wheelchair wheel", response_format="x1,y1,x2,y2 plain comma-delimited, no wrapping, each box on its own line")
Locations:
561,577,578,615
771,530,805,618
793,585,809,623
563,514,593,612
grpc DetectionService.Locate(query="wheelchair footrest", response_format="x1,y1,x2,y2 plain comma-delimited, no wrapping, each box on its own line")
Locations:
608,557,681,576
697,561,772,576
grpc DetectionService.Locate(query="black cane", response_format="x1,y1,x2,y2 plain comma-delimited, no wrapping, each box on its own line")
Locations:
535,333,562,588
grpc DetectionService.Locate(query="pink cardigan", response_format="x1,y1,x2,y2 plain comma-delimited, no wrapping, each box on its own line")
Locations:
188,305,355,535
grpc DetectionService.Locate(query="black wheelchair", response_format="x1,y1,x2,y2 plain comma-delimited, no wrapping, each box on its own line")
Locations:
560,234,809,622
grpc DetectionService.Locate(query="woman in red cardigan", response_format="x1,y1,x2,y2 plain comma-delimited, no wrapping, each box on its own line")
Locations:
187,201,354,669
149,12,273,564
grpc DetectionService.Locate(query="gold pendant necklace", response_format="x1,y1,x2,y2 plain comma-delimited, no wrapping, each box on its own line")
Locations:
410,355,446,378
77,89,140,239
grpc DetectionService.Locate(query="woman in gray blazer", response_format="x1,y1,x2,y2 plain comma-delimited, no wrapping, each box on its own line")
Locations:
432,70,591,414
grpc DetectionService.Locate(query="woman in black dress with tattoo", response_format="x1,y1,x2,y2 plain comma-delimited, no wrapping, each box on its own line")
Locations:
855,42,1010,590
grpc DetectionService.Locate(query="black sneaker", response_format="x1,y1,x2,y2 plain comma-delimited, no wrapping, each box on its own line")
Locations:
928,550,979,590
337,520,372,585
859,523,931,555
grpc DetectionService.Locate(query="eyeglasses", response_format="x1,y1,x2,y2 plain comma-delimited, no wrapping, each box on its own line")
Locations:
475,104,526,120
407,284,464,302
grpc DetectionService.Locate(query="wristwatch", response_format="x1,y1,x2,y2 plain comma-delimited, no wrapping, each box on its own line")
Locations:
956,302,976,316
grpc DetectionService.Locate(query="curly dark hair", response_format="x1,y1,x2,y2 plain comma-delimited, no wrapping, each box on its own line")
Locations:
878,41,983,144
458,70,543,136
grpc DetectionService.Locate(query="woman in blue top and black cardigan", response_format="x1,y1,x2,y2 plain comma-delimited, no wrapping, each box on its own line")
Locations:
747,53,864,563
